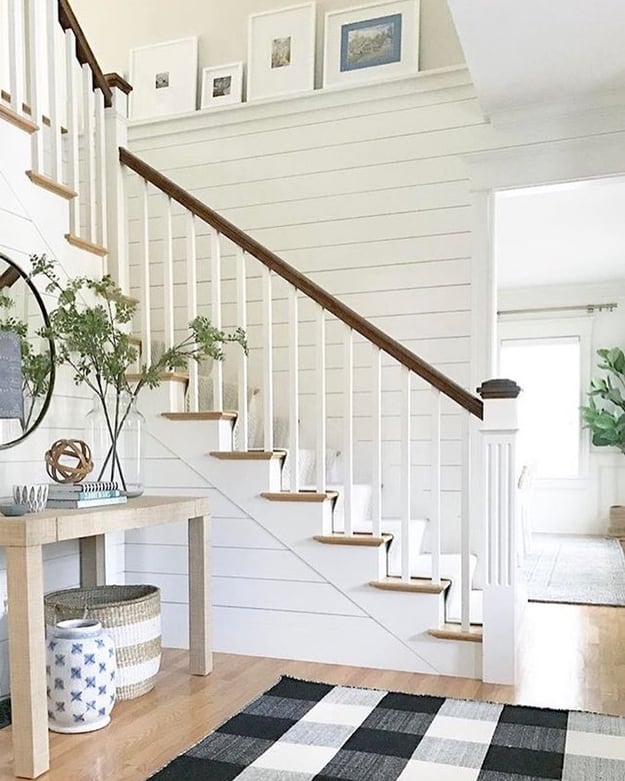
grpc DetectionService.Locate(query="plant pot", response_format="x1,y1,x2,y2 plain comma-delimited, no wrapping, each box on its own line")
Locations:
608,505,625,538
46,619,116,733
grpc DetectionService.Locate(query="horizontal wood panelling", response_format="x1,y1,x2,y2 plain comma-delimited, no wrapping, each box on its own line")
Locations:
125,543,324,583
126,516,285,550
134,98,486,168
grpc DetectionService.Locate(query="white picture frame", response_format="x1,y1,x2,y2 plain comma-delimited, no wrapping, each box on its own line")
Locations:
129,37,198,120
247,3,316,101
323,0,419,89
201,63,244,109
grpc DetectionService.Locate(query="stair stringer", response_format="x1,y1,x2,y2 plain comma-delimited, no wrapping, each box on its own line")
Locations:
145,412,482,678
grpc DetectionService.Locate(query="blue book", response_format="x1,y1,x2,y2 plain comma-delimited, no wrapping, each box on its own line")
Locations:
47,489,121,501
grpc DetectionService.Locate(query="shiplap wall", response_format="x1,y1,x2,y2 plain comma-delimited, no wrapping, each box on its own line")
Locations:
126,69,483,533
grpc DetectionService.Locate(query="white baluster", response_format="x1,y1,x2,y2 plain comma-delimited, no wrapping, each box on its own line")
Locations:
288,285,300,489
235,247,248,449
343,326,354,535
163,196,174,350
140,179,152,367
82,63,96,241
478,379,521,685
400,366,411,580
94,87,107,253
460,409,472,633
315,306,326,493
261,266,274,451
186,211,199,412
210,229,223,410
371,346,382,538
104,79,129,291
45,0,61,181
26,0,43,170
8,0,24,114
430,388,441,585
64,28,79,236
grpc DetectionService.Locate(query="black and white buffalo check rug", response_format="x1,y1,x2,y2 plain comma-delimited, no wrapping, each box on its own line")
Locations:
148,676,625,780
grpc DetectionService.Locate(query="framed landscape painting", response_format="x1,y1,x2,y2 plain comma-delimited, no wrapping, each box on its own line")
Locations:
201,63,243,109
247,3,316,101
129,37,198,120
323,0,419,88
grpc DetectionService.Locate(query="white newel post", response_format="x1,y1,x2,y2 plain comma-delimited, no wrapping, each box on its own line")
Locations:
104,75,130,290
477,378,523,685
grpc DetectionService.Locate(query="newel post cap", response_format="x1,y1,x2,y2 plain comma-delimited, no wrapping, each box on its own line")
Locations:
476,378,521,399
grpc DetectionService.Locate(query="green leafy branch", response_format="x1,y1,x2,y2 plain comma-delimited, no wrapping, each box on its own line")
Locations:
581,347,625,455
31,254,247,487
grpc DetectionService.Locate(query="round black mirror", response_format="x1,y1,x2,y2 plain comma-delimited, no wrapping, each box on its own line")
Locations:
0,252,56,449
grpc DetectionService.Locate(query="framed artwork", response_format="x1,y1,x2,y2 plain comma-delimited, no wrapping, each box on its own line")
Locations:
247,3,316,101
201,63,244,109
129,37,198,120
323,0,419,88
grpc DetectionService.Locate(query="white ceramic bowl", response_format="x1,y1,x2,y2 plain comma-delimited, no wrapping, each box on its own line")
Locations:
12,483,49,513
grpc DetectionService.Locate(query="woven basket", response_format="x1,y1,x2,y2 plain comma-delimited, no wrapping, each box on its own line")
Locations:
44,585,161,701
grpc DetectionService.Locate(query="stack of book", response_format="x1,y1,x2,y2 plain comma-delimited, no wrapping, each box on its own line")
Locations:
46,481,128,509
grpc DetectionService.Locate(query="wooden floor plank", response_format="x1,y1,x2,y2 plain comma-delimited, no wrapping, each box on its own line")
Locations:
0,602,623,780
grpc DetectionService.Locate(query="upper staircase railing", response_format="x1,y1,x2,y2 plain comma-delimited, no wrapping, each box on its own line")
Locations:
0,0,121,258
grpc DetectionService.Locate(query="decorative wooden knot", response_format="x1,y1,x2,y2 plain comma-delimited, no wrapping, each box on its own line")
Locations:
45,439,94,484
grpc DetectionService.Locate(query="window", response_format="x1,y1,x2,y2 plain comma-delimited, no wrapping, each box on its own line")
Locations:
499,337,581,478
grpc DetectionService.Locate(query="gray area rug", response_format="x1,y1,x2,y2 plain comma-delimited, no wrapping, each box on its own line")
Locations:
525,534,625,606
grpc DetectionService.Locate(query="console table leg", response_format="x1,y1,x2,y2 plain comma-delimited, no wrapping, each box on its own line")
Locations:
6,545,49,778
188,514,212,675
79,535,107,586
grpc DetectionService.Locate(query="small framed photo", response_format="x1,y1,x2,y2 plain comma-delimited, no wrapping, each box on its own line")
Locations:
129,37,198,120
201,63,243,109
323,1,419,89
247,3,316,101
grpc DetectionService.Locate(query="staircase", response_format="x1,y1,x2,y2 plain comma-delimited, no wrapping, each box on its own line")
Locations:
0,0,523,686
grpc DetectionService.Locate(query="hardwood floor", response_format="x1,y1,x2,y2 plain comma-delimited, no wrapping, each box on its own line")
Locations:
0,602,624,780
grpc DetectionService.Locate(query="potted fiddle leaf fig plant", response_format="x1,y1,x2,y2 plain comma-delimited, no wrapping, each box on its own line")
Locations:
581,347,625,534
31,254,246,495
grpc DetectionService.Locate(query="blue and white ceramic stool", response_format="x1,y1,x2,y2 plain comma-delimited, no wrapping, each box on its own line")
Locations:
45,619,116,733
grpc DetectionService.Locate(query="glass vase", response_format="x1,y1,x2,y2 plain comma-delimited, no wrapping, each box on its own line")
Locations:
86,391,145,497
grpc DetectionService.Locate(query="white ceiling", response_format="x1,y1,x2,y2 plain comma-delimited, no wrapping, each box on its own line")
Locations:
447,0,625,117
496,177,625,289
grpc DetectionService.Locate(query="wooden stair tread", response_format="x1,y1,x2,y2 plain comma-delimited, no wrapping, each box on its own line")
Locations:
25,170,77,200
125,372,188,384
261,491,338,503
65,233,108,257
428,624,483,643
0,103,38,134
162,411,237,421
314,533,392,548
210,450,287,461
370,577,451,595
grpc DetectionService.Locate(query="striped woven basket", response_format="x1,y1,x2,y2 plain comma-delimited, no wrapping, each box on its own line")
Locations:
44,585,161,700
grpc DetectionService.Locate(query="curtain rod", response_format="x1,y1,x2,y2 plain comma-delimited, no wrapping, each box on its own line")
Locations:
498,302,618,316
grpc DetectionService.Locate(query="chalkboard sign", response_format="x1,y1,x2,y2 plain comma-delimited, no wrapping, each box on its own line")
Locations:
0,330,24,424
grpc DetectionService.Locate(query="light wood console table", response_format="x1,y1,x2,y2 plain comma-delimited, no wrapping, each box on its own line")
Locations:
0,495,211,779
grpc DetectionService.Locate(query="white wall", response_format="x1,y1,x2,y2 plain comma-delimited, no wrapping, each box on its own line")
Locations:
498,281,625,536
71,0,464,86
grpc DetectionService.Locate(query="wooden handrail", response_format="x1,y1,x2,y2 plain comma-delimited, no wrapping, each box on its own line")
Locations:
119,147,483,419
57,0,113,108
